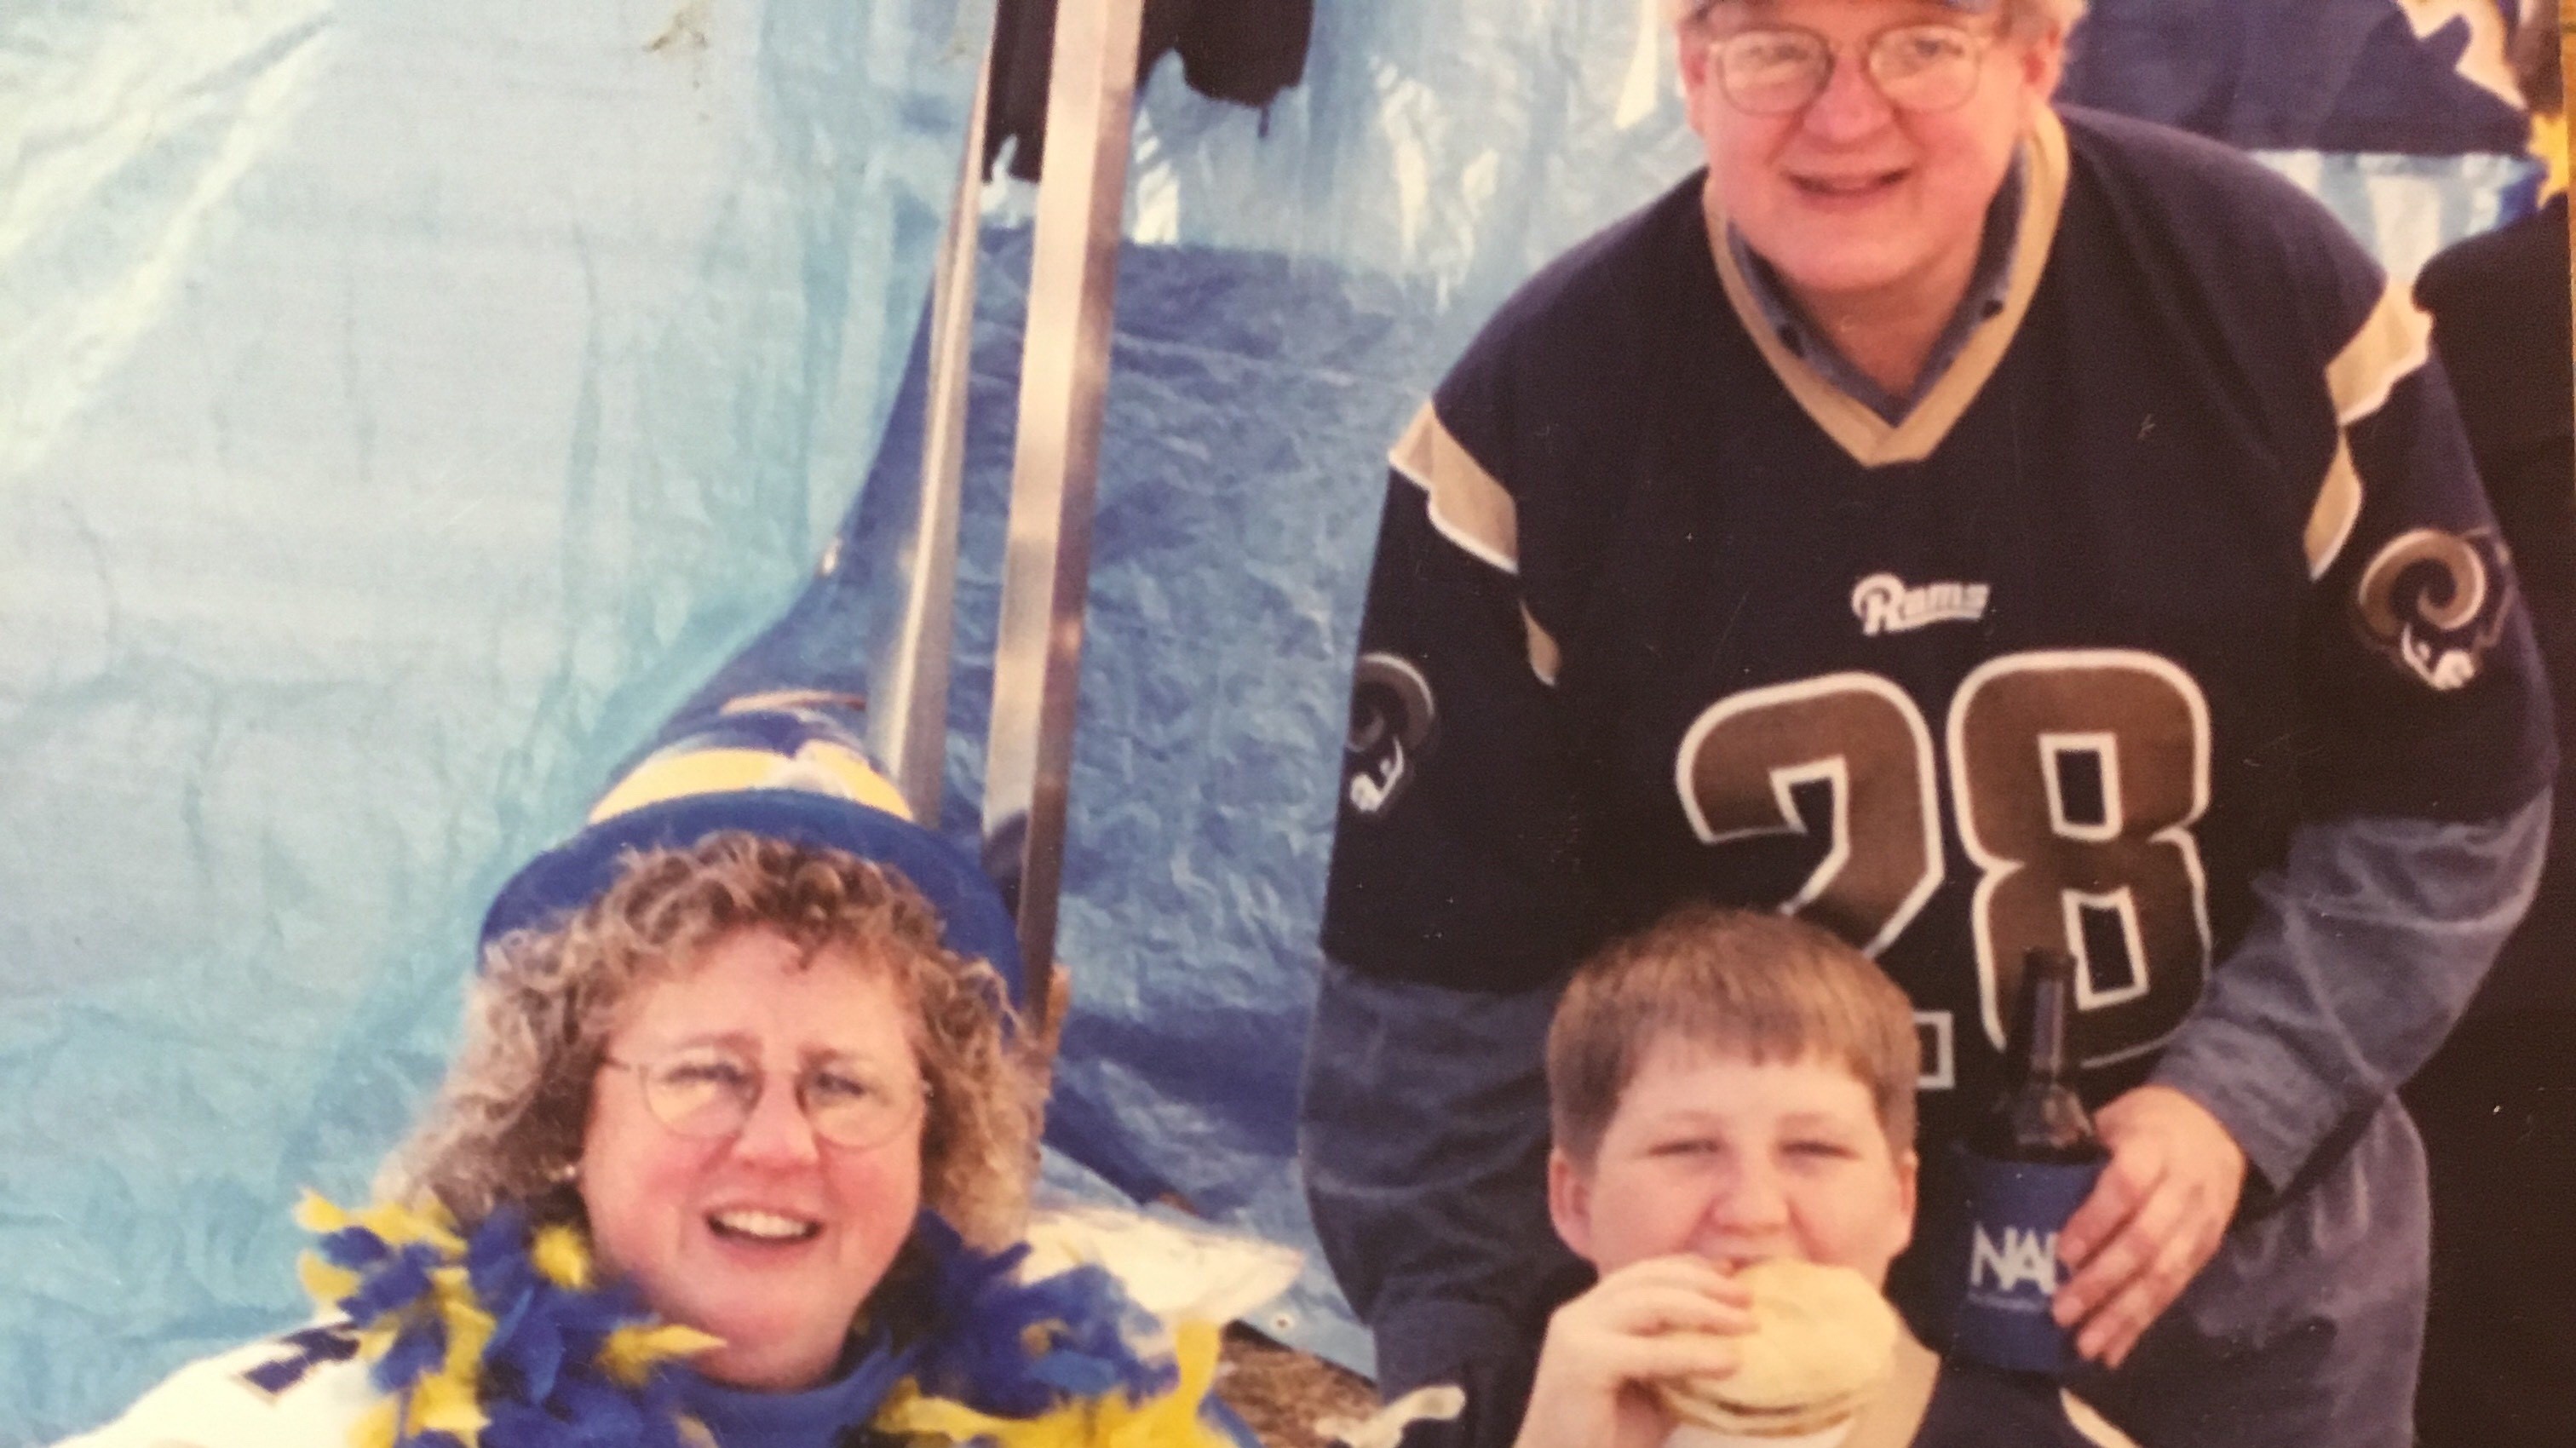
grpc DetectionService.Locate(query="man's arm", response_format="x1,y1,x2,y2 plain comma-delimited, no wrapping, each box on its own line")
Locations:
1301,957,1581,1399
2148,799,2550,1194
2056,244,2558,1364
2165,271,2562,1192
1308,390,1603,1395
2056,798,2549,1363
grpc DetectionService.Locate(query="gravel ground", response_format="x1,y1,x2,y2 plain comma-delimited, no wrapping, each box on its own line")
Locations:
1216,1325,1380,1448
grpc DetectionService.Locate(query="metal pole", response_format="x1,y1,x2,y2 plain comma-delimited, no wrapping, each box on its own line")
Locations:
871,26,998,825
981,0,1146,1031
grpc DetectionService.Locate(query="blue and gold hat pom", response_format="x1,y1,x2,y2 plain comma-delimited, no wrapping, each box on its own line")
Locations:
480,693,1025,1008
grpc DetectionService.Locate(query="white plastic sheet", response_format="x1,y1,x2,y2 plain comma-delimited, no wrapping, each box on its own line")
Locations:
1,2,986,1438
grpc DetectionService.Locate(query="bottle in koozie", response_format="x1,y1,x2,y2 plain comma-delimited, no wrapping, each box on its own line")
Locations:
1949,946,2107,1376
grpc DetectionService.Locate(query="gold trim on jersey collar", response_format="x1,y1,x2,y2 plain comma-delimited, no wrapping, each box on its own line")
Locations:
1389,402,1521,575
2305,279,2435,578
1706,108,2073,468
1385,404,1566,687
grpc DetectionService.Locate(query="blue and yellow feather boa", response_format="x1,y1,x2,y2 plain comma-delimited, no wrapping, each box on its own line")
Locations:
2533,110,2567,202
295,1192,1236,1448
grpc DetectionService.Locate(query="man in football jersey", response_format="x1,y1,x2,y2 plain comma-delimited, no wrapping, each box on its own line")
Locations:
1302,3,2556,1445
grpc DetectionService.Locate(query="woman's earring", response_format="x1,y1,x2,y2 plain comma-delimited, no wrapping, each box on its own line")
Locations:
549,1159,581,1187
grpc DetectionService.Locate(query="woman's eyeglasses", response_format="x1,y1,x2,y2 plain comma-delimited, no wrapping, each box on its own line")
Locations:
1712,22,1991,116
601,1046,929,1149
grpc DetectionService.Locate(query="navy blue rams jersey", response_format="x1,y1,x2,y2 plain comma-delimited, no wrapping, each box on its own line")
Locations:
1320,105,2553,1143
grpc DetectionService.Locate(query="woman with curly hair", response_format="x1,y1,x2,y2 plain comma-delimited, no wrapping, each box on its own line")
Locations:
59,701,1243,1448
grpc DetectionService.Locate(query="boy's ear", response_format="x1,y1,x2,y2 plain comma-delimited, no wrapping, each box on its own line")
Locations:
1547,1145,1598,1261
1891,1146,1920,1259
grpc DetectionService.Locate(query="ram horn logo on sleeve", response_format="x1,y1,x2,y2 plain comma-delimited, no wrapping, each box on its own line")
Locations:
2351,526,2516,692
1344,652,1439,817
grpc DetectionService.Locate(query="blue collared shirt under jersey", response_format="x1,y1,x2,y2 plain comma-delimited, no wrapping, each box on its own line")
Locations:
1727,149,2027,422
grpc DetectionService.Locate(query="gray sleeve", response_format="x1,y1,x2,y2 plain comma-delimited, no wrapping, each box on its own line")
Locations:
2149,789,2550,1191
1298,955,1582,1398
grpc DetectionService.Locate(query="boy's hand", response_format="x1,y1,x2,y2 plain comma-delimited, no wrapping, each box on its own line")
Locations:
2052,1084,2245,1368
1513,1256,1753,1448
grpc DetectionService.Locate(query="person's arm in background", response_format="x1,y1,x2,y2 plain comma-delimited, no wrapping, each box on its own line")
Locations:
2412,190,2576,1020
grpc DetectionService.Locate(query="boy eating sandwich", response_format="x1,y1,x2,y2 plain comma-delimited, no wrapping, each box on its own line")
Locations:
1344,906,2139,1448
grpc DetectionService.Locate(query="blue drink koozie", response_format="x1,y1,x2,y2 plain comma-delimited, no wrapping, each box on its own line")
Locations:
1947,1144,2103,1375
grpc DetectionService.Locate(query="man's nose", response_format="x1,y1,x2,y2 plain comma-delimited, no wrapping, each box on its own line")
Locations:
1803,50,1897,140
729,1077,822,1165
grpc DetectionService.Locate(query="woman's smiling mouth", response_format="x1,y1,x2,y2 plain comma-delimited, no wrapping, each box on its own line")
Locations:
707,1208,823,1244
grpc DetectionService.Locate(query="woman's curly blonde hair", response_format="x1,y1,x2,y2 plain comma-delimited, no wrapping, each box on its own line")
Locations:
379,830,1037,1250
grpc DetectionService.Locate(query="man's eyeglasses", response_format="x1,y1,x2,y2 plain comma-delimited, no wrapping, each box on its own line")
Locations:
601,1046,929,1149
1711,23,1992,116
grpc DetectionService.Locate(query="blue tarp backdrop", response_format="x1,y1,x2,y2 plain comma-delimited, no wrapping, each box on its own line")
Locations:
0,1,2550,1441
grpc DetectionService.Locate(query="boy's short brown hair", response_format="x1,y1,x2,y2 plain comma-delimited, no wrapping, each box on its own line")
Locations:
1547,905,1920,1167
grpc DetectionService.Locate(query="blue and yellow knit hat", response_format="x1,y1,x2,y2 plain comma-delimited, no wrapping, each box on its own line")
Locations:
480,694,1026,1008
